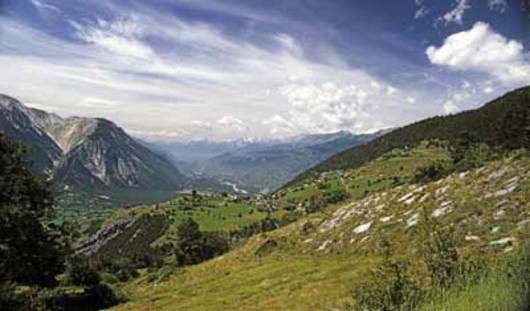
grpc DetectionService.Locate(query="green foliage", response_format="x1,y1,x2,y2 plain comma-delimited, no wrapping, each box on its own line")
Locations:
413,160,451,183
452,142,500,171
0,134,66,287
420,244,530,310
419,209,459,290
352,239,423,310
65,256,100,287
0,283,22,311
174,218,229,266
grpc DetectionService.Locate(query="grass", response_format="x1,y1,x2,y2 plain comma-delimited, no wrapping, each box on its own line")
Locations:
274,143,451,210
420,246,530,311
111,148,529,310
116,242,376,310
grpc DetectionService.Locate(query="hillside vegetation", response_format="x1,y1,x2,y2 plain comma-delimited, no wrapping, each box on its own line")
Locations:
289,87,529,187
114,148,529,310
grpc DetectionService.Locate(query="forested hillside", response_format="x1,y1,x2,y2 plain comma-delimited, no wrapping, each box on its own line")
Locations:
289,87,529,187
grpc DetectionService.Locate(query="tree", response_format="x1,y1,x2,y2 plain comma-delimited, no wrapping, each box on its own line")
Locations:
175,218,204,265
0,134,65,287
174,218,229,266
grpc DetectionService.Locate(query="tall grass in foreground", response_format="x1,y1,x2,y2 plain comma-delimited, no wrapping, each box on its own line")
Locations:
420,244,530,311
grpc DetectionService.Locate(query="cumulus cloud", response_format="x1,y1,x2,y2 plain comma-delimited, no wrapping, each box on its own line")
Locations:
443,0,471,25
427,22,530,86
443,100,459,114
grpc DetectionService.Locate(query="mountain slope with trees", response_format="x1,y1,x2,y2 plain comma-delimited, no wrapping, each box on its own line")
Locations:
288,87,529,187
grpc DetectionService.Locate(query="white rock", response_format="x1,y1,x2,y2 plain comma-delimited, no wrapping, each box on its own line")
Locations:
491,226,500,233
406,213,419,228
494,210,505,220
317,240,332,251
488,169,507,180
432,206,452,218
404,196,416,205
353,222,372,234
465,235,481,242
517,219,530,228
489,237,514,246
398,192,415,203
360,236,370,243
303,238,313,244
380,216,393,223
419,193,430,203
374,204,385,211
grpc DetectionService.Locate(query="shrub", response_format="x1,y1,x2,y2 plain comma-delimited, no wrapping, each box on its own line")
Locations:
419,210,459,290
352,239,423,310
174,218,229,266
65,257,100,287
413,160,451,183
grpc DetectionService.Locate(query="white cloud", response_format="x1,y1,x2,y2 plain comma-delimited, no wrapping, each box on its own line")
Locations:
488,0,507,13
414,0,429,19
415,6,429,19
483,86,494,94
71,17,155,61
443,0,471,25
427,22,530,86
217,116,248,132
0,5,447,141
29,0,61,14
126,129,189,141
79,97,120,109
443,100,460,114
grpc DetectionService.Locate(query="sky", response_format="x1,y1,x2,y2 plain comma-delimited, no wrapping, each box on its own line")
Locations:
0,0,528,141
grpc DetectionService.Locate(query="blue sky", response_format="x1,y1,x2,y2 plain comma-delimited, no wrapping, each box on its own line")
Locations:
0,0,528,141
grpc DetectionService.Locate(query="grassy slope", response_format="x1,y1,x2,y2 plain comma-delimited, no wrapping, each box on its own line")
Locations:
114,149,529,310
274,142,450,210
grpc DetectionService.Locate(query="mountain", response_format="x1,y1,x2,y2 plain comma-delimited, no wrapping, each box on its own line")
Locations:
288,86,530,187
196,131,380,194
0,94,187,201
100,88,529,310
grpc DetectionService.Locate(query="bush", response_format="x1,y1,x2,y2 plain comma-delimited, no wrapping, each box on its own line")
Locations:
419,210,459,290
413,160,451,183
65,257,100,287
174,218,229,266
0,283,22,311
352,240,423,310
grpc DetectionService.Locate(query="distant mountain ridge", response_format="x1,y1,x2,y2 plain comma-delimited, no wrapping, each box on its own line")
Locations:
193,131,381,194
0,94,187,199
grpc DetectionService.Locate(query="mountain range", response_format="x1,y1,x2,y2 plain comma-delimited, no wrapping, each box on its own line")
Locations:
151,131,380,194
0,95,187,201
0,94,382,202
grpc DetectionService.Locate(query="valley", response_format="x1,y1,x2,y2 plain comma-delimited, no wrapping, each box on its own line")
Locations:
1,2,529,310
